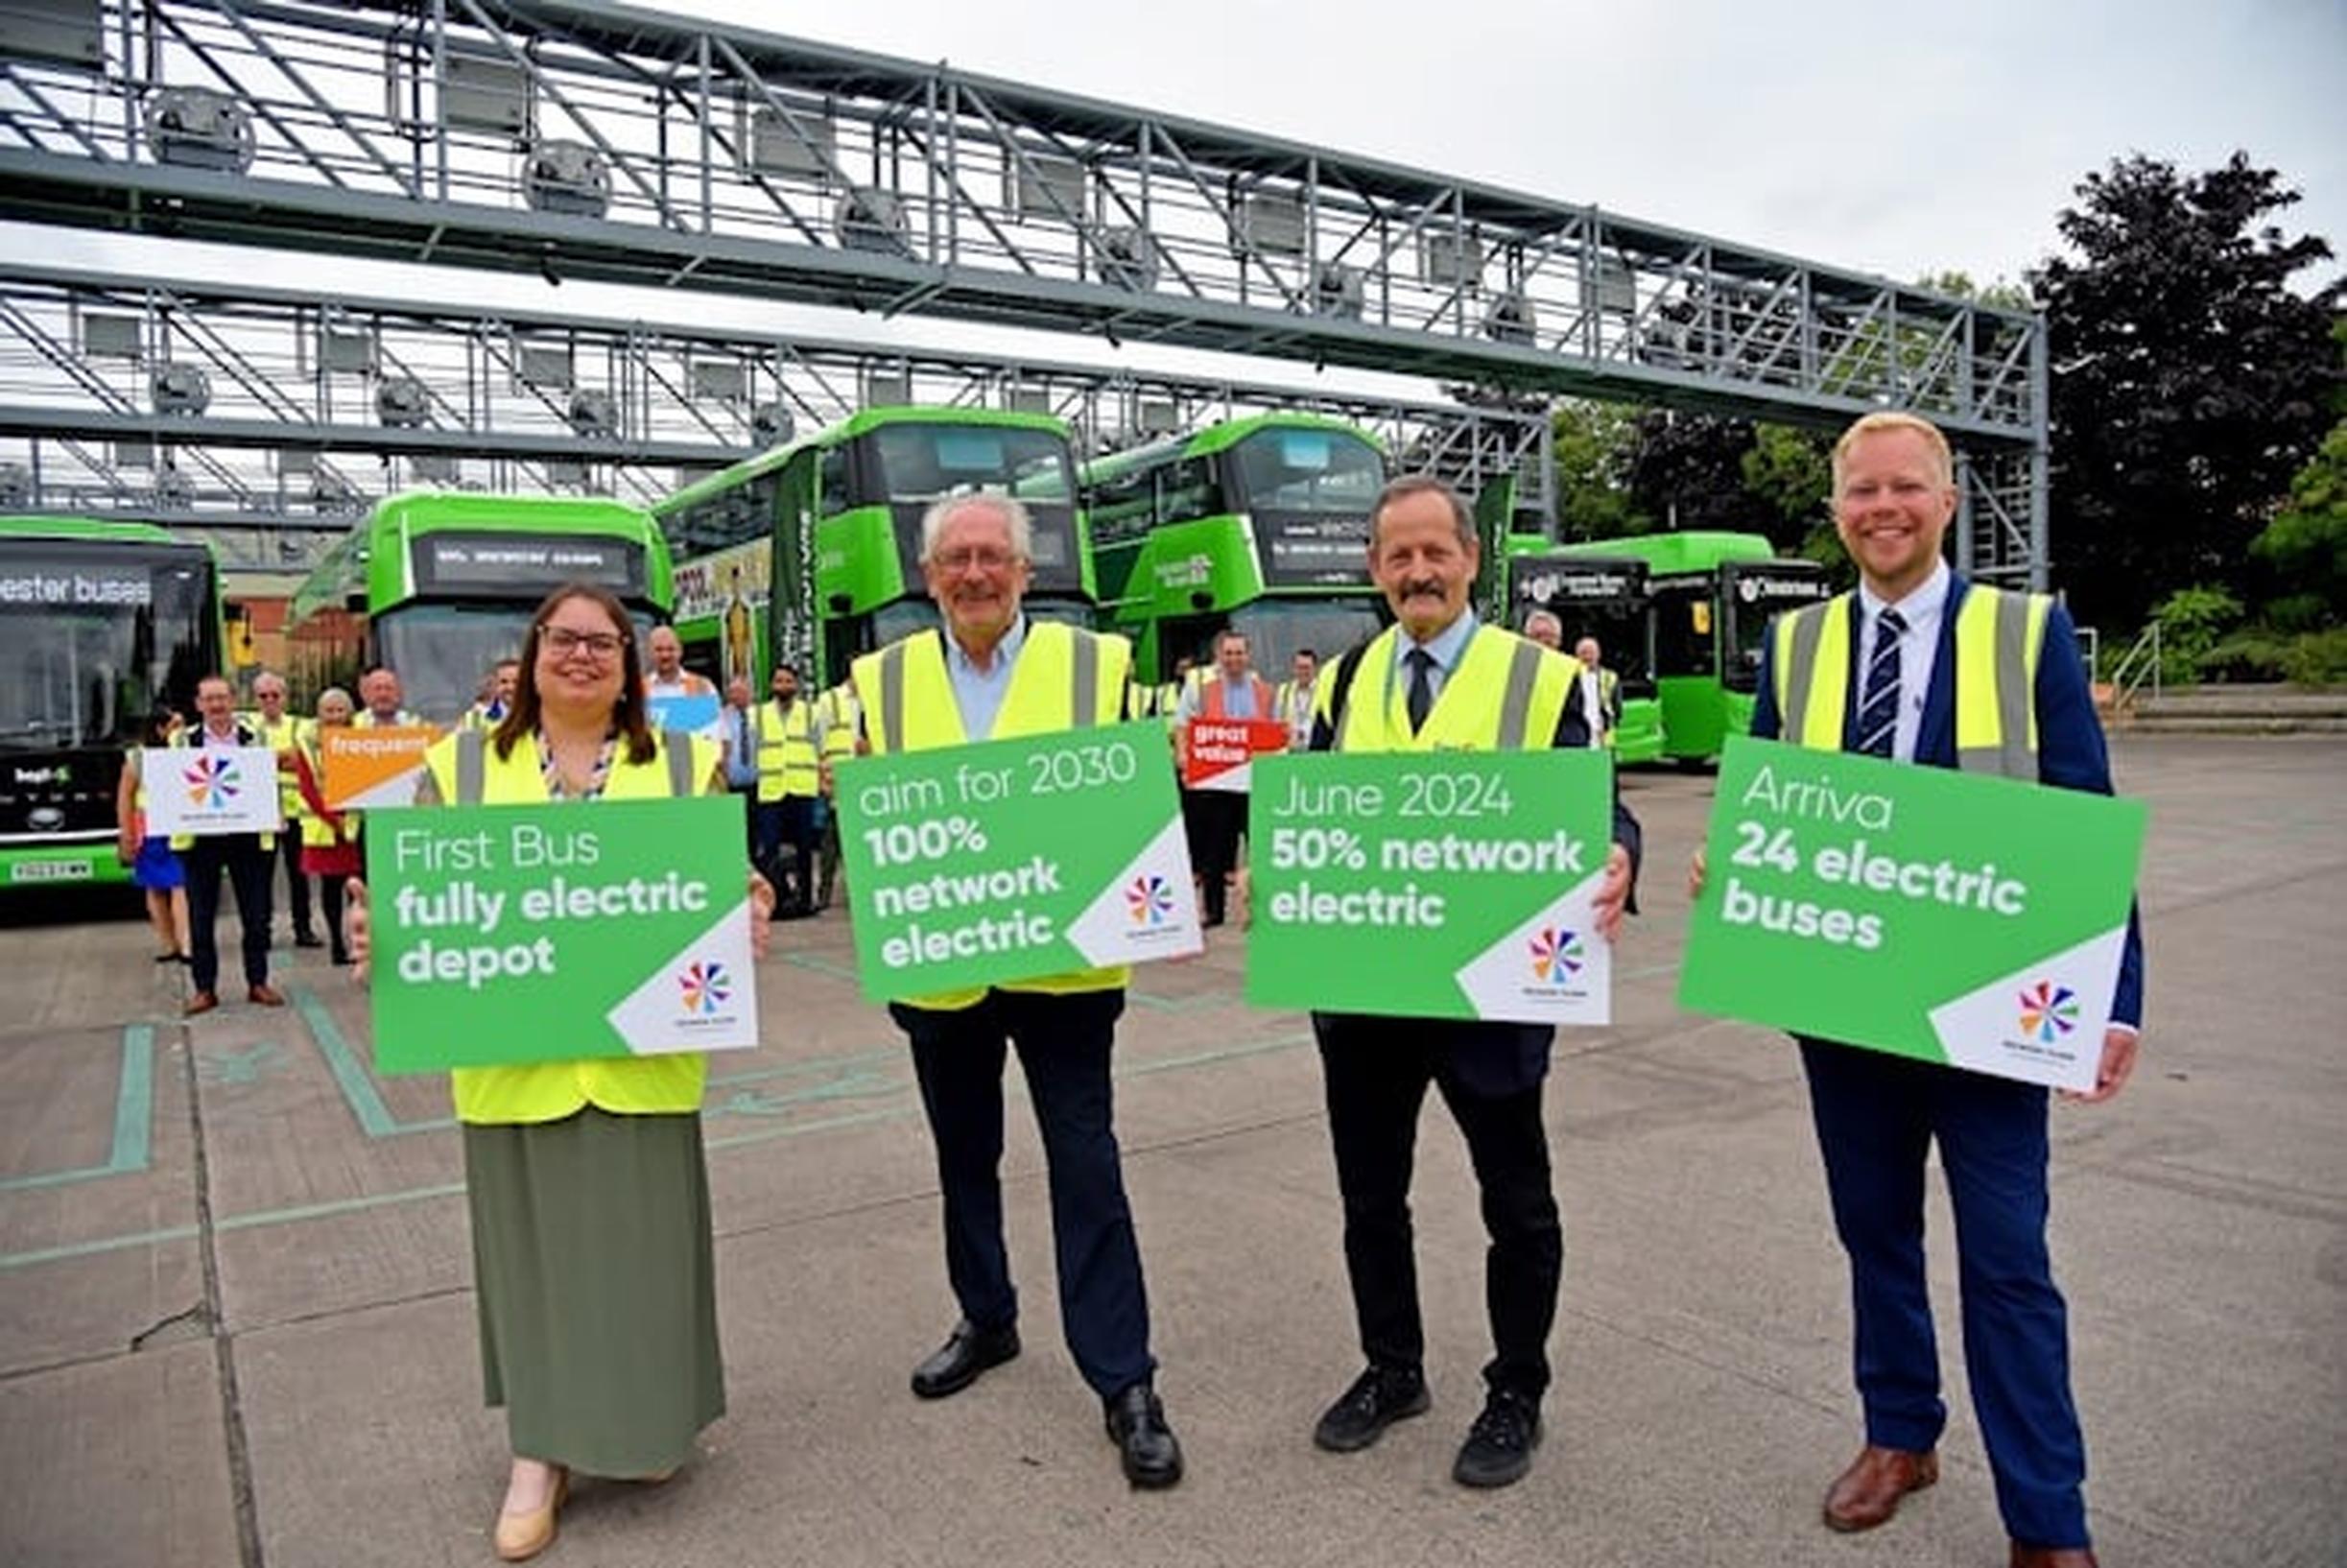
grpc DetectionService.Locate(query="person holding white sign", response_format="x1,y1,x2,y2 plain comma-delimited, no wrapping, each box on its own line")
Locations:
175,675,285,1017
1704,412,2144,1568
853,492,1185,1491
1304,476,1639,1490
346,583,771,1563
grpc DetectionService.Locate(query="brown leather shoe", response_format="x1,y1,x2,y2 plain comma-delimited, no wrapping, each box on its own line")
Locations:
2010,1546,2098,1568
1822,1443,1938,1532
182,990,219,1017
248,984,286,1007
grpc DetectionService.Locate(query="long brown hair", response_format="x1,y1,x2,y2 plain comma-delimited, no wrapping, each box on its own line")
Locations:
494,583,657,765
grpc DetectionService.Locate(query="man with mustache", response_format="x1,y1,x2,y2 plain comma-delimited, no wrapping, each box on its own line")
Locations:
1304,475,1640,1489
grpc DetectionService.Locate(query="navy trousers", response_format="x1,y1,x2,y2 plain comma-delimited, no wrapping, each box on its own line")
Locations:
892,988,1155,1402
1801,1039,2088,1550
1314,1011,1562,1400
183,834,273,994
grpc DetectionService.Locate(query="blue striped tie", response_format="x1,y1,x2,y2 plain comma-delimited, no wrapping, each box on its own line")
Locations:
1855,606,1907,758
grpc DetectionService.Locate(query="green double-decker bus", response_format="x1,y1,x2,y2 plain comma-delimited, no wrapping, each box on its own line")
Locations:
1504,550,1665,764
0,516,223,891
655,407,1095,692
287,491,675,724
1557,531,1831,763
1081,414,1389,689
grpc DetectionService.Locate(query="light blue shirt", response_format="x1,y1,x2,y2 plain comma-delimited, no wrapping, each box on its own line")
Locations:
1387,609,1481,713
945,614,1028,743
1856,558,1951,764
718,704,759,789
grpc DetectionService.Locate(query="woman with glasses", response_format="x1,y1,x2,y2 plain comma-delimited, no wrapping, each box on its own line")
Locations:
346,583,772,1561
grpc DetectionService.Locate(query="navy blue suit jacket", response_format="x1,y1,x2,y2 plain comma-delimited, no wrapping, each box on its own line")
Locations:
1750,578,2145,1028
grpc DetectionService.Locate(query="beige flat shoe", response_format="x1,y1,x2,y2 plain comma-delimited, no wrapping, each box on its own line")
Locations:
492,1467,567,1562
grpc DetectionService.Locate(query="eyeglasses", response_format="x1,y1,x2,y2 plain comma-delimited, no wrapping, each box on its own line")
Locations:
542,627,627,658
931,546,1023,572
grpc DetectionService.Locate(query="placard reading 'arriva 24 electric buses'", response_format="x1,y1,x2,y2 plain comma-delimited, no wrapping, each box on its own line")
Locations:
1679,736,2145,1091
836,721,1201,1000
1245,749,1617,1024
367,796,758,1073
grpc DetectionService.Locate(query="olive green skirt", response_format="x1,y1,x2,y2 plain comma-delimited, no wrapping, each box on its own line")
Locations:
463,1106,724,1475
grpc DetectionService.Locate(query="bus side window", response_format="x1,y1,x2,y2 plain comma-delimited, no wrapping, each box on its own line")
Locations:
819,446,853,517
1158,458,1221,526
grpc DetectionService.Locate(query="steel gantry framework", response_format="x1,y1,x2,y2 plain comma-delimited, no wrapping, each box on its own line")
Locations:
0,0,2049,582
0,262,1554,569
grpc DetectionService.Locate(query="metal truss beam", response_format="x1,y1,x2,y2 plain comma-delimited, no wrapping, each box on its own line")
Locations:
0,0,2046,457
0,261,1552,566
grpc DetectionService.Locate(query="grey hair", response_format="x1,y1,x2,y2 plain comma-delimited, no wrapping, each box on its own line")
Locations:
316,686,354,713
1369,474,1477,552
1522,609,1563,639
919,491,1034,563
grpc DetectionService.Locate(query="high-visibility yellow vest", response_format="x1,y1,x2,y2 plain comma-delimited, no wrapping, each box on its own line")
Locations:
352,708,421,729
240,711,305,817
423,725,721,1126
166,724,277,851
814,684,863,766
1769,586,2049,778
754,697,820,801
294,725,352,850
853,621,1131,1010
1320,624,1573,753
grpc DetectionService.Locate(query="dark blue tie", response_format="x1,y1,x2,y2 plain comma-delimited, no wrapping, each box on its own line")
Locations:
1405,648,1435,733
1855,606,1907,758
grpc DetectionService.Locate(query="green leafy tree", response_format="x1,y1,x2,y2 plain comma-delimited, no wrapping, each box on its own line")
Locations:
2249,418,2347,628
1623,410,1758,534
1549,398,1650,540
2029,153,2340,629
1741,423,1835,556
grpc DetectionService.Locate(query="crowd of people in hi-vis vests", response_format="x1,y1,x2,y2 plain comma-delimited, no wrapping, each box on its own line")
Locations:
147,411,2133,1568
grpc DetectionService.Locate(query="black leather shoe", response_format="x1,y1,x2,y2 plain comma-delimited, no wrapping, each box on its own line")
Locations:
1313,1365,1431,1453
1104,1382,1183,1489
294,932,324,949
909,1320,1019,1399
1452,1388,1542,1488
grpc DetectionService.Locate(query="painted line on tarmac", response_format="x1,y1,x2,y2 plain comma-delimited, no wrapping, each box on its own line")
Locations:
290,985,445,1138
0,1025,1314,1270
0,1025,154,1194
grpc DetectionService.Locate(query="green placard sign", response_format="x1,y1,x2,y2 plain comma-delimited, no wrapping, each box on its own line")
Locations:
1245,749,1617,1023
1679,736,2145,1090
367,795,758,1073
836,720,1201,1000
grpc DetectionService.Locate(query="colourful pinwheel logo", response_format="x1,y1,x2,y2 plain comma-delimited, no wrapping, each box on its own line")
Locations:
182,753,240,807
2018,981,2077,1044
1126,873,1175,926
1529,927,1583,983
678,962,731,1016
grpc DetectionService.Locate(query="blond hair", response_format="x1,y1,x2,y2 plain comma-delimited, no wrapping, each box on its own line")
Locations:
1832,412,1955,490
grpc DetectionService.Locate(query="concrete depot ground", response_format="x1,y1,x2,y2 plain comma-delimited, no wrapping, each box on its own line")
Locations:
2,736,2342,1568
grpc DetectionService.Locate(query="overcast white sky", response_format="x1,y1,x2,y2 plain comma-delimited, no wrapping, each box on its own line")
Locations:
10,0,2339,394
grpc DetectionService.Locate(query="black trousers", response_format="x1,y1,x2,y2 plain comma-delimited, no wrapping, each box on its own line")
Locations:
751,796,816,913
183,834,273,994
1185,789,1247,922
891,988,1155,1401
1313,1012,1562,1400
276,820,314,938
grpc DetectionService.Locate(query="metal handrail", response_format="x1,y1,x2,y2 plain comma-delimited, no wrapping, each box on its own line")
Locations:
2106,620,2163,710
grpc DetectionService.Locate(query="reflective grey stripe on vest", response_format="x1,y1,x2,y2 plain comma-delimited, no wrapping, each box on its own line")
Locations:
876,641,908,754
662,730,696,796
1958,589,2038,778
1070,629,1102,728
455,726,485,804
1778,601,1835,748
1496,638,1544,748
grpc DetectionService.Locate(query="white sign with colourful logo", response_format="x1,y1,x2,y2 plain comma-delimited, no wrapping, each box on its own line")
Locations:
141,746,283,836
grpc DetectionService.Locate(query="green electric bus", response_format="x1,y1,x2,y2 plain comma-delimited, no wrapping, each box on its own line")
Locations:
1557,530,1831,763
286,491,676,725
654,407,1095,692
0,516,223,891
1505,551,1665,763
1080,414,1389,686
